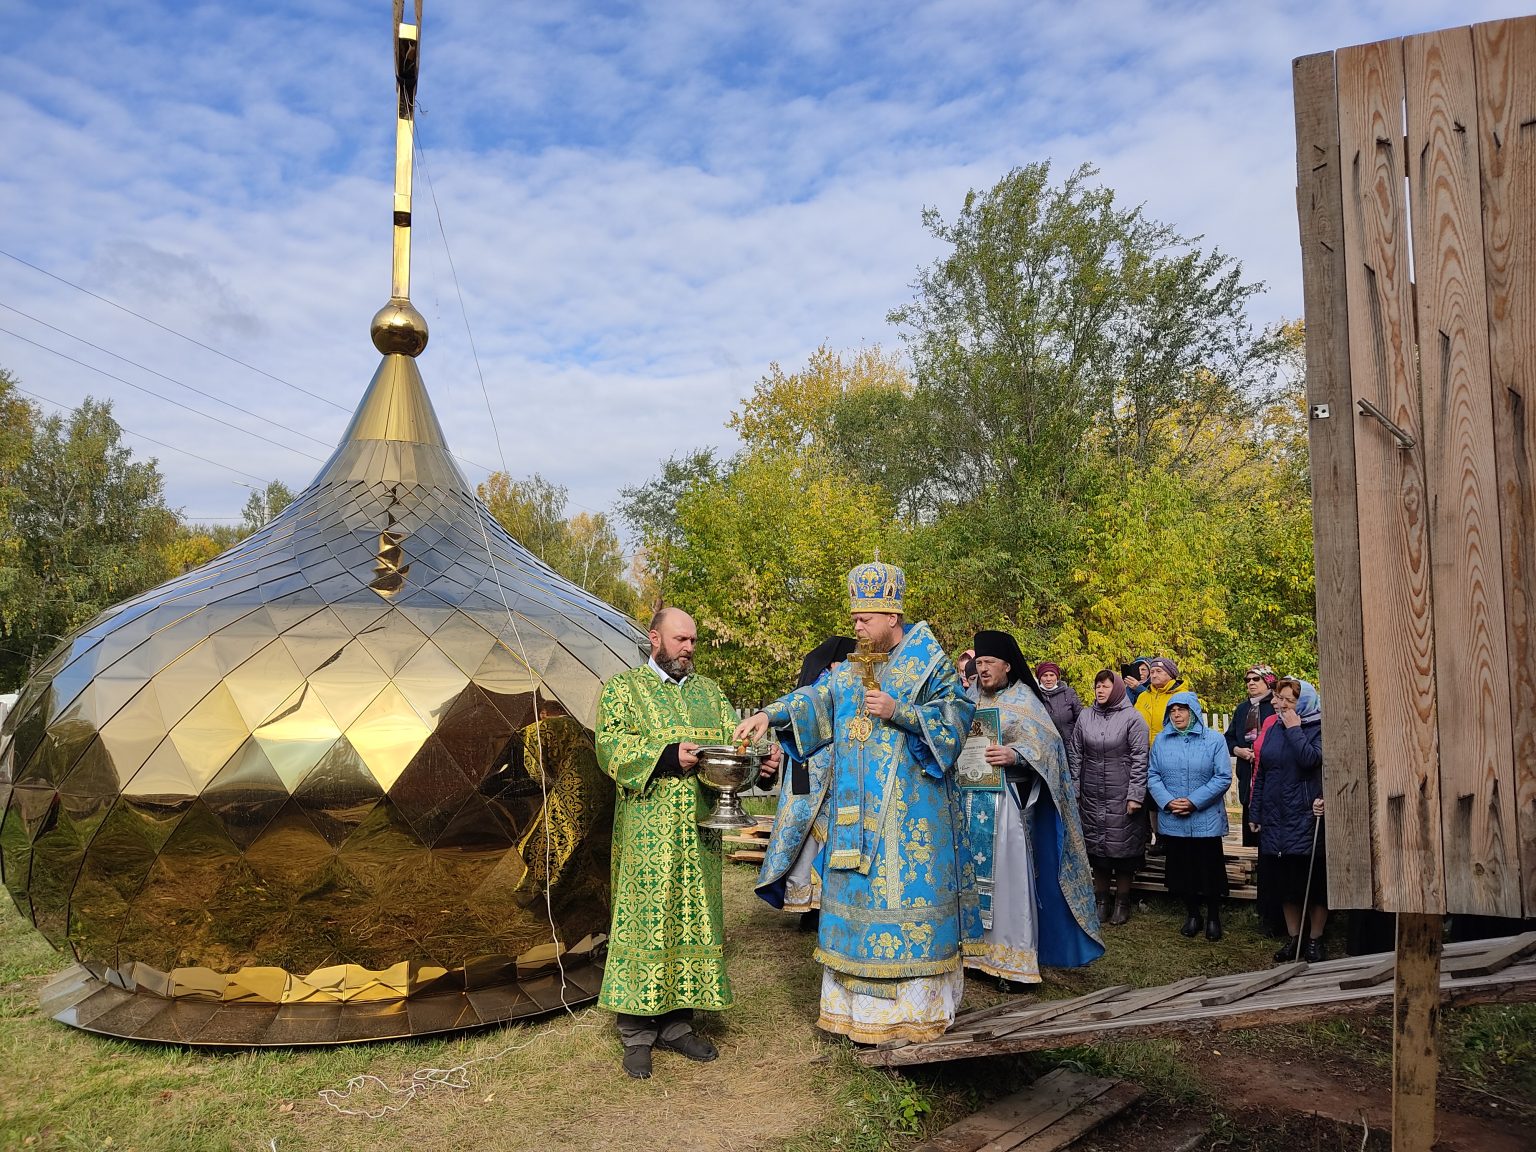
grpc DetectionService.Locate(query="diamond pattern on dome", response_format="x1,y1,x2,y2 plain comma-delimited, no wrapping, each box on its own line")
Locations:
1,351,639,1044
166,684,250,788
343,685,431,792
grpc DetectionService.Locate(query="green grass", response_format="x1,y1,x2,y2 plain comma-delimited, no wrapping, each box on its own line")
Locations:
3,869,1533,1151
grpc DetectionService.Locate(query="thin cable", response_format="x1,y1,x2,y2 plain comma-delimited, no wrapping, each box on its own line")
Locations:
11,383,274,484
0,300,336,450
415,139,507,468
0,325,327,463
0,247,350,412
419,128,579,1010
318,104,585,1130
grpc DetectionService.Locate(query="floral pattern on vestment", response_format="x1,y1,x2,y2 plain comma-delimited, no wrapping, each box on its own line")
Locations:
595,665,737,1015
756,740,835,906
816,967,965,1046
763,621,974,981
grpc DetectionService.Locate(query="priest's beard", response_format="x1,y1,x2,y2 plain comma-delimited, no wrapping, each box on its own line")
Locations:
656,645,694,680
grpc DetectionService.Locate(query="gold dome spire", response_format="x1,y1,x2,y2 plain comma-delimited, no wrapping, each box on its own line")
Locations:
0,3,644,1045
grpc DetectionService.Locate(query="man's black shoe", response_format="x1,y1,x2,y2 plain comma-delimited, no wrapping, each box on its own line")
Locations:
622,1045,653,1079
656,1030,718,1062
1303,936,1326,963
1179,915,1201,937
1205,916,1222,941
1274,937,1301,964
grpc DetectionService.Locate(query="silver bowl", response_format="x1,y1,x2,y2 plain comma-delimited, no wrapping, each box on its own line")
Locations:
693,744,763,830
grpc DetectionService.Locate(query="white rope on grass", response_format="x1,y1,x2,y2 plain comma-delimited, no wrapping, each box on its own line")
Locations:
318,1014,599,1119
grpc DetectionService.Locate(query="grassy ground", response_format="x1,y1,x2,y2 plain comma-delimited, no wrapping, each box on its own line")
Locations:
2,862,1533,1151
0,860,968,1152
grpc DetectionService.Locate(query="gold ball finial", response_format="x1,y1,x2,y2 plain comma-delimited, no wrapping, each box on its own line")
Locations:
370,298,430,356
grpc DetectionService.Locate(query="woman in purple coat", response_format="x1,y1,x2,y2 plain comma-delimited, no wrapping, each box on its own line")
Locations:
1067,671,1150,926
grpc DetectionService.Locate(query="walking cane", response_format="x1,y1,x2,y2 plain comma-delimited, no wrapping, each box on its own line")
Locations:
1294,813,1322,963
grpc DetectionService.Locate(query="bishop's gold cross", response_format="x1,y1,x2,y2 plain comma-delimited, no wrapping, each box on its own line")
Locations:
846,639,888,743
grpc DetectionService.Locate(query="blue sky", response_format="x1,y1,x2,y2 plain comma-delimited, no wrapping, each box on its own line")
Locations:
0,0,1524,528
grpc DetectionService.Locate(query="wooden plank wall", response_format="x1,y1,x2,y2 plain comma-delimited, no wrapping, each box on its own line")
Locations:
1479,17,1536,921
1295,16,1536,915
1293,52,1377,908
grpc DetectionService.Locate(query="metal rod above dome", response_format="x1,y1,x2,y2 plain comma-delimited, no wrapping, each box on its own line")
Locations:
371,1,430,358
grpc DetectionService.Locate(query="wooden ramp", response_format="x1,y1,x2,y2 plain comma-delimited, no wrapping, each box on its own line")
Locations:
911,1067,1143,1152
860,932,1536,1068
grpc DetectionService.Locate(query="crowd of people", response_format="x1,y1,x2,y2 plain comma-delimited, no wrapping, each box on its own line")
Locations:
589,562,1328,1079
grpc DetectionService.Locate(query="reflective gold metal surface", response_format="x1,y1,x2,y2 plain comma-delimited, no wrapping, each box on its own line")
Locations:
0,8,641,1044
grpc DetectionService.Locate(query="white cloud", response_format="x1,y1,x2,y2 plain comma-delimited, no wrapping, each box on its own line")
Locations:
0,0,1527,530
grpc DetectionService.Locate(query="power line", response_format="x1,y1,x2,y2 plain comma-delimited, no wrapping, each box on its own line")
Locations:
0,249,613,519
9,383,275,485
0,247,350,412
0,324,327,463
0,299,337,451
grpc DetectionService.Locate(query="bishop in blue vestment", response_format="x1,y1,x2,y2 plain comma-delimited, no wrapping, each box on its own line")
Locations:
736,562,974,1045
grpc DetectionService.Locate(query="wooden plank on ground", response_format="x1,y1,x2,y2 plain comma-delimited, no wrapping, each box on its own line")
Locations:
863,953,1536,1067
908,1068,1085,1152
1200,962,1308,1007
1080,977,1207,1022
976,1075,1115,1152
1292,48,1376,909
1477,15,1536,921
1337,35,1445,914
1441,931,1536,976
1340,957,1396,990
1007,1081,1145,1152
1406,25,1522,919
979,985,1131,1040
1392,912,1443,1152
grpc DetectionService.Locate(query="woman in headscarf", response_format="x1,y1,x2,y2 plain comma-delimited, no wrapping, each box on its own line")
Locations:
1035,661,1084,745
1224,666,1276,846
1250,678,1327,962
1147,690,1232,941
1067,670,1151,925
755,636,856,927
1225,665,1284,935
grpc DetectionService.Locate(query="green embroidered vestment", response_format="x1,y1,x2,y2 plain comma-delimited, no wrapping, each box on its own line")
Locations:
595,664,737,1015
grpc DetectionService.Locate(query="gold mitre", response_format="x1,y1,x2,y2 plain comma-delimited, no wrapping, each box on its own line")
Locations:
847,561,905,615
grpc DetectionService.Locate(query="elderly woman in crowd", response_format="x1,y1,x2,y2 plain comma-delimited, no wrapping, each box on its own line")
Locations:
1225,665,1283,934
1224,666,1276,845
1035,661,1083,745
1251,678,1327,962
1068,670,1151,926
1147,690,1232,941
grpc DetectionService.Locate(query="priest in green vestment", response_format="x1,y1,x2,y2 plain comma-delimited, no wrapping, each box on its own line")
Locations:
595,607,773,1079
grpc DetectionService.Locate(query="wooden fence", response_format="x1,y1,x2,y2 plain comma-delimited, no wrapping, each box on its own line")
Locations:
1294,16,1536,916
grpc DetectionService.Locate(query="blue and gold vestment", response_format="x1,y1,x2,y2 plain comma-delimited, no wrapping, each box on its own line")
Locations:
763,622,974,981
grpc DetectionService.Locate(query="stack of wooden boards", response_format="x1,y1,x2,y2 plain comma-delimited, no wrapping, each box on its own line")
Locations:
722,815,773,863
860,931,1536,1067
1134,839,1258,900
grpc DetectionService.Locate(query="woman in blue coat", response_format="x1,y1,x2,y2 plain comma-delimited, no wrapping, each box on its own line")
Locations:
1250,678,1327,962
1147,690,1232,941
